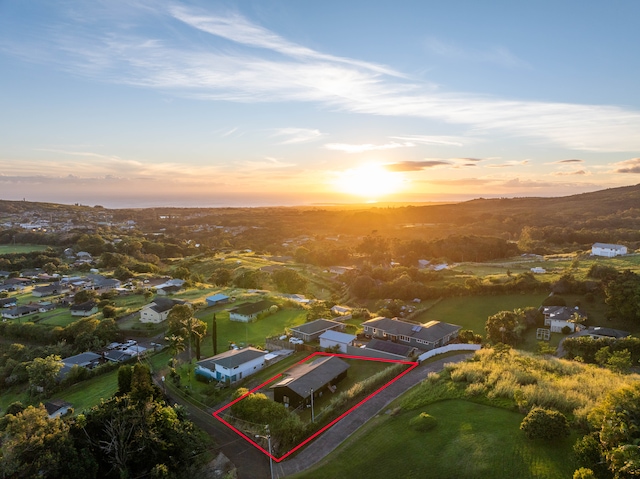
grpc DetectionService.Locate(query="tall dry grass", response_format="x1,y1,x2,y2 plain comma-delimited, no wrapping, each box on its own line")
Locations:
403,348,640,424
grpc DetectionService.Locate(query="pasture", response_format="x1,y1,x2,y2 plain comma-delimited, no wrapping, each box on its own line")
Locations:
0,244,50,254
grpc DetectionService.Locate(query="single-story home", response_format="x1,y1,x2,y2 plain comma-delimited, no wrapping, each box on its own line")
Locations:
587,327,630,340
0,297,17,308
271,355,350,409
591,243,628,257
330,305,352,316
196,347,268,383
542,306,587,333
70,301,98,317
206,293,230,307
44,400,73,419
38,301,56,313
2,304,39,320
362,317,460,351
32,282,70,298
156,285,182,295
531,267,546,274
228,300,275,322
59,352,102,377
319,330,356,353
139,297,187,323
289,319,344,342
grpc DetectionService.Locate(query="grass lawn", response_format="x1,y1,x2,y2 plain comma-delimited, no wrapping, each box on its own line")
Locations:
0,244,50,254
57,369,119,414
414,293,549,337
196,308,308,354
38,310,78,327
291,400,577,479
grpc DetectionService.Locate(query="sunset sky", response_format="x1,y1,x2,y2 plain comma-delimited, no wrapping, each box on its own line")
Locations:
1,0,639,207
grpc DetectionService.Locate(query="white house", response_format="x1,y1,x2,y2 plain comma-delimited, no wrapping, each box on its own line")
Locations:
228,300,275,322
542,306,586,333
139,297,187,323
331,305,352,316
196,347,268,383
591,243,628,257
319,330,356,353
530,267,546,274
70,301,98,317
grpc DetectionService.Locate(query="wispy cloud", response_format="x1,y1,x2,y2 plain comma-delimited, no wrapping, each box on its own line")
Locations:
612,158,640,174
385,160,451,171
4,5,640,153
243,156,296,169
389,135,468,147
485,160,530,168
325,142,412,153
553,158,584,164
424,37,532,69
553,169,589,176
270,128,324,145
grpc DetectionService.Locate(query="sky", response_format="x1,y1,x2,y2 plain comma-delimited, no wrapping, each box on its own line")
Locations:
1,0,640,208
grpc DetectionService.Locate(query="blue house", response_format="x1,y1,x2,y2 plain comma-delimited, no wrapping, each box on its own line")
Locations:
206,293,230,307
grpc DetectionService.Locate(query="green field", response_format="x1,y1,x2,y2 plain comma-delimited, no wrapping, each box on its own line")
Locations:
0,244,50,254
415,293,549,337
57,368,120,414
291,400,576,479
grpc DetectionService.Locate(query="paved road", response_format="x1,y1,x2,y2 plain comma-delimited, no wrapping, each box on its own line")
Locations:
154,375,272,479
274,354,471,478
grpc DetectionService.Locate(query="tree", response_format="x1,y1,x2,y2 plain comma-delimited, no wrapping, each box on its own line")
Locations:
113,265,134,282
607,349,632,373
167,304,205,362
212,313,218,356
165,334,185,367
605,270,640,322
26,354,63,396
350,275,376,299
520,407,569,440
0,405,96,478
271,268,307,293
118,365,134,395
210,268,232,286
102,304,117,318
485,310,527,346
589,383,640,477
73,289,97,304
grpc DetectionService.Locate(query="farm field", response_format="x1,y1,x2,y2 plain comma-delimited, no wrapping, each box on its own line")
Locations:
291,399,577,479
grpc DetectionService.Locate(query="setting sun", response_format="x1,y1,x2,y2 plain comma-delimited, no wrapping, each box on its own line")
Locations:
333,164,405,199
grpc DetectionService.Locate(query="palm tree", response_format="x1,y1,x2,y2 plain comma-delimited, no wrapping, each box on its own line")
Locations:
164,334,185,368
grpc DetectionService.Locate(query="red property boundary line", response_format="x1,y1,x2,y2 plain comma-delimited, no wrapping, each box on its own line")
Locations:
212,351,418,462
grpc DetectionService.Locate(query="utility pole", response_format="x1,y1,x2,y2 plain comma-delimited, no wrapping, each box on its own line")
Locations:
310,388,315,422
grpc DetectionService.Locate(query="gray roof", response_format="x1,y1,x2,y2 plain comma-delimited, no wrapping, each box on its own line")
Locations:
70,301,97,312
592,242,626,250
149,297,185,313
319,330,356,344
197,347,267,370
63,352,101,366
290,319,342,335
589,327,630,339
366,338,414,356
270,356,349,398
228,300,274,316
362,317,460,343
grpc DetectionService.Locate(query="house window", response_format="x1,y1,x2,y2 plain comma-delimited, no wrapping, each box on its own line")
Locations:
283,396,289,406
372,328,378,334
399,335,410,342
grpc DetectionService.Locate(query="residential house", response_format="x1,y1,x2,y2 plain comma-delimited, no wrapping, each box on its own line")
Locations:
330,305,352,316
156,284,182,296
542,306,587,333
319,330,356,353
59,352,102,378
0,297,17,308
44,400,73,419
196,347,268,383
327,266,354,276
289,319,344,342
270,355,350,409
591,243,628,257
139,297,187,323
87,274,121,292
587,327,630,340
531,267,546,274
206,293,230,307
361,317,461,351
2,304,39,320
70,301,98,317
38,301,56,313
32,282,70,298
228,300,275,322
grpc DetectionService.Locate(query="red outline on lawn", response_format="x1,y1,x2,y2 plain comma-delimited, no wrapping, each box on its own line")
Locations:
212,351,418,462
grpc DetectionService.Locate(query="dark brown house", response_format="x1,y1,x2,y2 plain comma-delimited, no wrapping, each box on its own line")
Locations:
270,355,349,409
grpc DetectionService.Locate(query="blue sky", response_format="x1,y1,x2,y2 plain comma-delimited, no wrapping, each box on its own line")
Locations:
1,0,639,207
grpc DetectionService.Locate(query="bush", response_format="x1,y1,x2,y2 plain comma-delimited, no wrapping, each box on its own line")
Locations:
561,325,572,335
542,295,566,307
520,407,569,440
409,412,437,432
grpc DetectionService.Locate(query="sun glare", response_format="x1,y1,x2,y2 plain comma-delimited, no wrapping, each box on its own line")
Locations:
333,164,405,200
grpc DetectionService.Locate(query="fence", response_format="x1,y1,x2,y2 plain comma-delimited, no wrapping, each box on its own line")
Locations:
417,343,481,362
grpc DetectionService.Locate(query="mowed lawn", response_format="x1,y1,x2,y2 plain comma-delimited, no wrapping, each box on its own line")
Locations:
196,308,308,356
415,293,549,337
292,400,576,479
58,369,119,414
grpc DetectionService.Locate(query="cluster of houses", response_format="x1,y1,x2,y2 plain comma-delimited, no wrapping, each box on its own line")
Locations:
58,340,147,379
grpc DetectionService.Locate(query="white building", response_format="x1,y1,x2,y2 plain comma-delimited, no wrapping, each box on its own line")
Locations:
591,243,628,257
319,330,356,353
196,347,268,383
